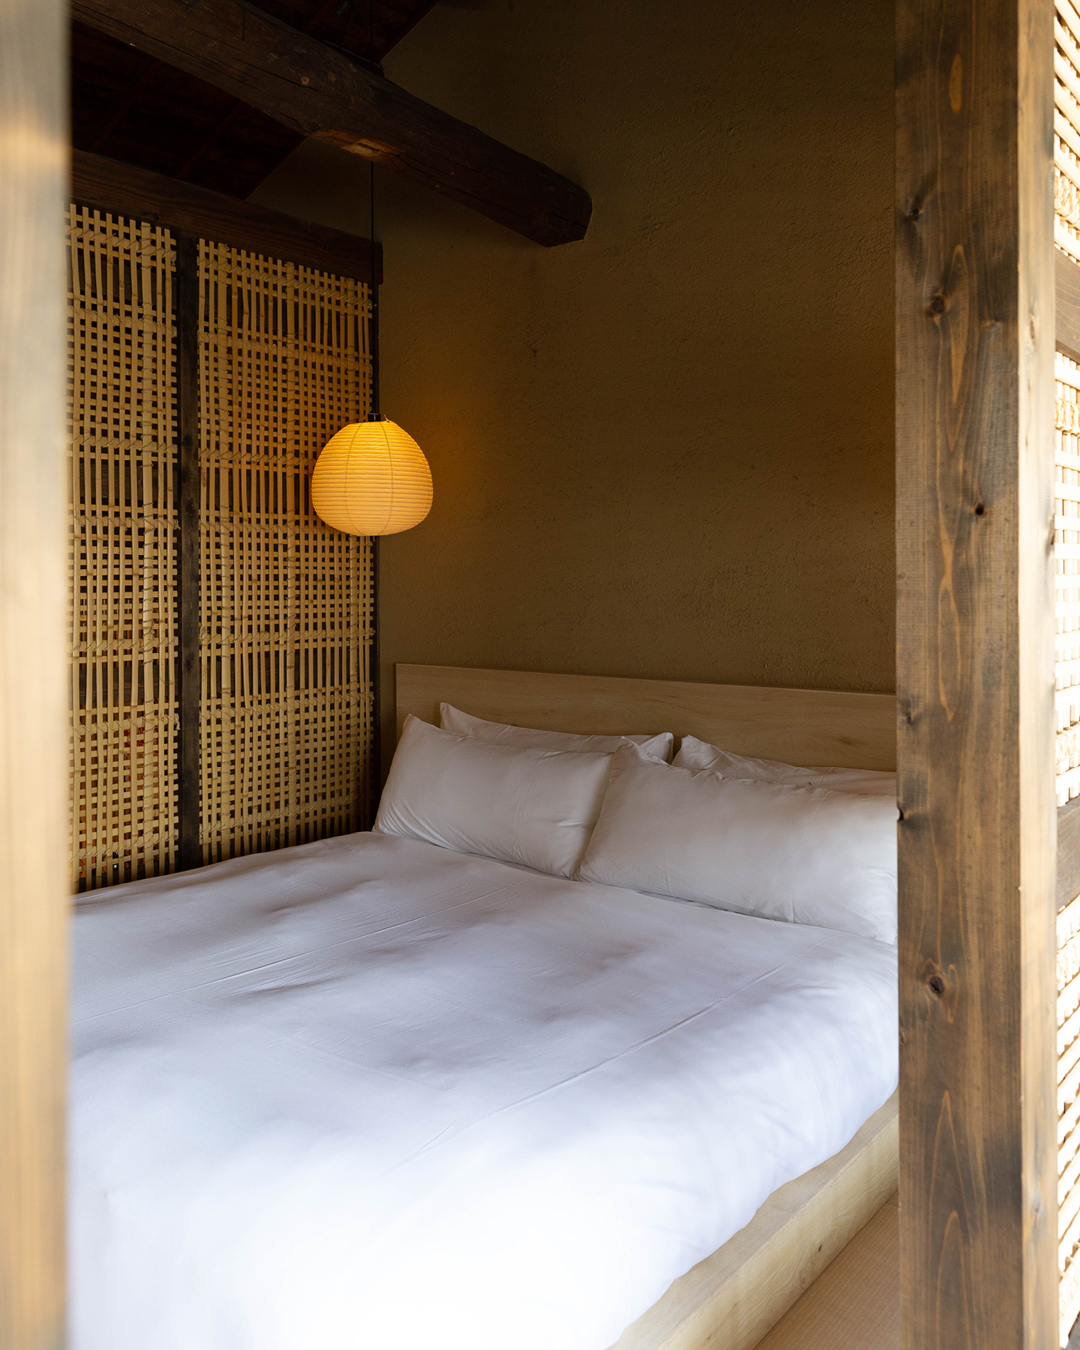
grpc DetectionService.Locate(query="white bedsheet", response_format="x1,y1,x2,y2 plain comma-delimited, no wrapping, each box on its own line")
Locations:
70,831,898,1350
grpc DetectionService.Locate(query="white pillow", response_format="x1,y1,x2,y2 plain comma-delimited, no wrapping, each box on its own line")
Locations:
440,702,674,762
577,742,897,943
375,715,614,877
674,734,896,797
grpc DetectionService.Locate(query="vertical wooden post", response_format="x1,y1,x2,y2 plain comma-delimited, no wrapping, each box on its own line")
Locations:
0,0,68,1346
174,232,201,871
896,0,1058,1347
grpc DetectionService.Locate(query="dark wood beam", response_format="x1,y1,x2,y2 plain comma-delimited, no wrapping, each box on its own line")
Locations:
172,103,244,181
86,56,161,152
896,0,1058,1347
70,0,592,247
72,149,382,282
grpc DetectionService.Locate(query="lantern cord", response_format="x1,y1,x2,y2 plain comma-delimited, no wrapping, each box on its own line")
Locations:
368,0,380,421
369,159,380,421
367,0,382,823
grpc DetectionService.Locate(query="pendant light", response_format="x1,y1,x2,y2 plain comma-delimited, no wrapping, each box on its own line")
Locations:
312,416,432,536
312,33,432,538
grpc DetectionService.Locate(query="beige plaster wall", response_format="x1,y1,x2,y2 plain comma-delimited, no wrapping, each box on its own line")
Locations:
251,0,895,764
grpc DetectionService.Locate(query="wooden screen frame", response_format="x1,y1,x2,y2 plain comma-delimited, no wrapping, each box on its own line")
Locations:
395,664,897,771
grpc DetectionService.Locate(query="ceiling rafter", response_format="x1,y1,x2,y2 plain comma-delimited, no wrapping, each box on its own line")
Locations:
73,148,384,281
71,0,592,247
87,58,161,152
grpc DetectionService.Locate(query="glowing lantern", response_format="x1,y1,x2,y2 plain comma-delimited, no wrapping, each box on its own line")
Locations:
312,416,433,537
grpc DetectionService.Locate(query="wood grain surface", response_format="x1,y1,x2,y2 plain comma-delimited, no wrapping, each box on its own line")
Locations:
0,0,69,1343
72,149,383,282
395,664,897,770
895,1,1058,1346
609,1096,898,1350
753,1194,899,1350
70,0,592,247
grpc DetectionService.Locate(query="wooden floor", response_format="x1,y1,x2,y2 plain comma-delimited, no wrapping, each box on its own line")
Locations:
753,1193,899,1350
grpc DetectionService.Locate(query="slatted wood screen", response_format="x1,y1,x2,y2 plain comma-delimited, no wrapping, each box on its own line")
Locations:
197,241,374,864
1055,2,1080,1339
68,206,180,888
1056,349,1080,812
68,205,374,891
1060,894,1080,1344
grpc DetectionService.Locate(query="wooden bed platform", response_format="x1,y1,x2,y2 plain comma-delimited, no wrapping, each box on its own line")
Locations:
396,663,898,1350
608,1095,898,1350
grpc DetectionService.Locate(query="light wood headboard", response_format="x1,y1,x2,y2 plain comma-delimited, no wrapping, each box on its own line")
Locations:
396,665,896,771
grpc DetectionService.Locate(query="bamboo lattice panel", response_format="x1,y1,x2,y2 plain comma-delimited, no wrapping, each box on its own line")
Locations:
68,205,179,890
197,242,374,863
1018,5,1080,1337
1060,895,1080,1347
1057,10,1080,1328
68,206,374,888
1059,1,1080,263
1058,0,1080,271
1058,2,1080,818
1056,351,1080,814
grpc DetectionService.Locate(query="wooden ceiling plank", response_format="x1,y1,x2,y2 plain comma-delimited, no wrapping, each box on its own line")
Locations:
70,0,592,247
172,104,245,181
87,57,161,153
72,22,306,198
72,149,384,283
302,0,354,37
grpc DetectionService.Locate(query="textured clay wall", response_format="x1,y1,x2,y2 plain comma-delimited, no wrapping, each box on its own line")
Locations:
251,0,895,765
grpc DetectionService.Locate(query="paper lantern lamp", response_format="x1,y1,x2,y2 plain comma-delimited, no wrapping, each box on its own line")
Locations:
312,416,433,536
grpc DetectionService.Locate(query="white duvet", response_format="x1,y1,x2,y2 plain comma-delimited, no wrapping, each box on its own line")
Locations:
70,831,898,1350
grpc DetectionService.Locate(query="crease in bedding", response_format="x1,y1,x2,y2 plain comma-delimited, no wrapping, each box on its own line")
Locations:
70,830,898,1350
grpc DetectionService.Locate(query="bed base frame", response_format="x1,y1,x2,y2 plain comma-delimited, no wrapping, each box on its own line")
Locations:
395,663,898,1350
395,664,896,772
608,1094,898,1350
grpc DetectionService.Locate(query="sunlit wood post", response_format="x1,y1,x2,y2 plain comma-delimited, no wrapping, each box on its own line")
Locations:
0,0,69,1345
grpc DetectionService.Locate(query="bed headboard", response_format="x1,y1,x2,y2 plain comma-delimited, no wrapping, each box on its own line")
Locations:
395,665,896,771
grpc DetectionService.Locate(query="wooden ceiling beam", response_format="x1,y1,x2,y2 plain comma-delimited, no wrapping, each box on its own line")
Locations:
70,0,592,248
72,149,383,282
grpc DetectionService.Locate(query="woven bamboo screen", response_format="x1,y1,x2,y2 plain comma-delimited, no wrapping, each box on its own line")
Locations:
197,241,374,864
1055,2,1080,1340
67,206,374,891
1057,0,1080,813
1060,896,1080,1346
68,206,180,889
1056,350,1080,812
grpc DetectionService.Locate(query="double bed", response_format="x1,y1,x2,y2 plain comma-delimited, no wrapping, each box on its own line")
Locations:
69,665,899,1350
